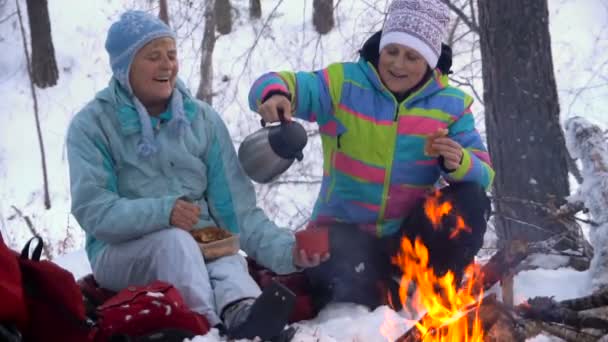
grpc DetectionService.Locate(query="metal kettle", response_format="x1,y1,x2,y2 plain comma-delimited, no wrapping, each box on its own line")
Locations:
238,114,308,183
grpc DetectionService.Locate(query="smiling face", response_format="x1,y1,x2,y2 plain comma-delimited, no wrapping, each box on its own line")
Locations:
378,43,429,96
129,37,178,115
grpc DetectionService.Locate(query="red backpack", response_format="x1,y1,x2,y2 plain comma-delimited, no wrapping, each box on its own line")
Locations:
0,233,27,338
0,235,93,342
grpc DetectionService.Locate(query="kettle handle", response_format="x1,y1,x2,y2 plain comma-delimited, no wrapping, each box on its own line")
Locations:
260,108,287,127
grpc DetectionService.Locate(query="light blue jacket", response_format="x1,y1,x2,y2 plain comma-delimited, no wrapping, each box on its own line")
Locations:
66,78,297,274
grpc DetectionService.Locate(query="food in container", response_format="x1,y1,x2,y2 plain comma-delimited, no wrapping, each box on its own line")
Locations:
191,226,240,261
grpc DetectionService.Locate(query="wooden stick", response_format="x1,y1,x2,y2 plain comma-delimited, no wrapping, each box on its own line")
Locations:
516,296,608,330
560,284,608,311
501,274,514,308
535,321,600,342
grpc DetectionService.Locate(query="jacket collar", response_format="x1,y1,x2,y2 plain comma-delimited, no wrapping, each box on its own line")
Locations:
95,78,197,136
358,58,447,106
358,30,448,105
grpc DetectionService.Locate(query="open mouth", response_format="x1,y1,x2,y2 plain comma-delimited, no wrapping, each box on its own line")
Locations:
389,71,407,79
154,76,171,83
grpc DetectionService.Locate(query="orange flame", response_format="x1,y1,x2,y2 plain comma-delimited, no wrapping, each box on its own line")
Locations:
424,190,472,239
424,190,452,228
381,191,484,341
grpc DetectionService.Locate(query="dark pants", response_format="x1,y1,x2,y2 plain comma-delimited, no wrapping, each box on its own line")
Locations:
304,182,491,312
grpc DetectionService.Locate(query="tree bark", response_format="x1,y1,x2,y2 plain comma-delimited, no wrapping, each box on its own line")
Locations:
313,0,334,35
25,0,58,88
196,0,216,105
214,0,232,35
249,0,261,19
158,0,169,26
477,1,584,257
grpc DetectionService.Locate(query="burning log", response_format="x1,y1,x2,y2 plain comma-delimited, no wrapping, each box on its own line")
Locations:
396,295,521,342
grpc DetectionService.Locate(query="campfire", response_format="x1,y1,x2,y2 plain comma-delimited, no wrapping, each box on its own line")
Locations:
380,184,608,342
381,191,485,341
381,237,485,341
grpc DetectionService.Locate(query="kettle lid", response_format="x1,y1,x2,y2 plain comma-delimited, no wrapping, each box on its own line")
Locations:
268,120,308,161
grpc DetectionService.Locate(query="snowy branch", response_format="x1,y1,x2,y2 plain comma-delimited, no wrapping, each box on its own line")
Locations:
566,117,608,291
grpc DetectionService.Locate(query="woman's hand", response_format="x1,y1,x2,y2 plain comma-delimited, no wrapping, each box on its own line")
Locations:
170,199,201,231
293,247,330,268
258,94,293,123
432,137,464,171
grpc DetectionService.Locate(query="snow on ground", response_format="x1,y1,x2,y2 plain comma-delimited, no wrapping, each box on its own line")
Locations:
54,251,591,341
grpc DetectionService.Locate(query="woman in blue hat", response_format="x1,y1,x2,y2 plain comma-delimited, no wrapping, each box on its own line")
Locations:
66,10,303,340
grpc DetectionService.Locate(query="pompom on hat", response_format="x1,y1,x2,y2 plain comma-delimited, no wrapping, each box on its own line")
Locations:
379,0,450,68
105,10,187,157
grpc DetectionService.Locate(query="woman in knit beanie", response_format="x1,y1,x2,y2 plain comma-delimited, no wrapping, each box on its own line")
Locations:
66,10,300,340
248,0,494,312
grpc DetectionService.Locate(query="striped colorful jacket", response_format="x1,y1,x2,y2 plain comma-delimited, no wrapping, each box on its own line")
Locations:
248,59,494,237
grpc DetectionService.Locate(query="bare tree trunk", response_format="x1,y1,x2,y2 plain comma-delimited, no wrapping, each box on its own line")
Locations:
313,0,334,35
158,0,169,26
196,1,216,105
249,0,261,19
477,0,588,265
214,0,232,35
16,0,51,210
25,0,58,88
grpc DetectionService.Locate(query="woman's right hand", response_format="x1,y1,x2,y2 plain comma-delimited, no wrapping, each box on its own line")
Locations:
258,94,293,123
293,247,330,268
170,199,201,231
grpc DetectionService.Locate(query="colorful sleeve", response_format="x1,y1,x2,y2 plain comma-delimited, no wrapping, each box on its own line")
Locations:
201,103,297,275
442,101,495,190
66,114,177,244
248,63,343,124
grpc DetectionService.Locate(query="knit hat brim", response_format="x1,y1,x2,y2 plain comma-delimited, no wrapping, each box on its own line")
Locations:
379,31,439,68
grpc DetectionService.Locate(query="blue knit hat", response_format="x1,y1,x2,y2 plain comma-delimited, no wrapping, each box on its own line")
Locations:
105,10,187,157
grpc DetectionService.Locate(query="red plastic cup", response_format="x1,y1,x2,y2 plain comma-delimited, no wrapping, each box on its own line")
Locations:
295,227,330,256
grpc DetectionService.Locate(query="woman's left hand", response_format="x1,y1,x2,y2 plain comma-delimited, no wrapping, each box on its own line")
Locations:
432,137,464,171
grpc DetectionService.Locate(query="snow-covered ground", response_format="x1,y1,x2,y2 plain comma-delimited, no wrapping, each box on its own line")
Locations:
54,250,590,341
2,0,608,340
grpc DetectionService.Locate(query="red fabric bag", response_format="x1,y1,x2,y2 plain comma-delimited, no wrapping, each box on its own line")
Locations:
93,281,210,340
0,233,27,330
18,236,93,342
